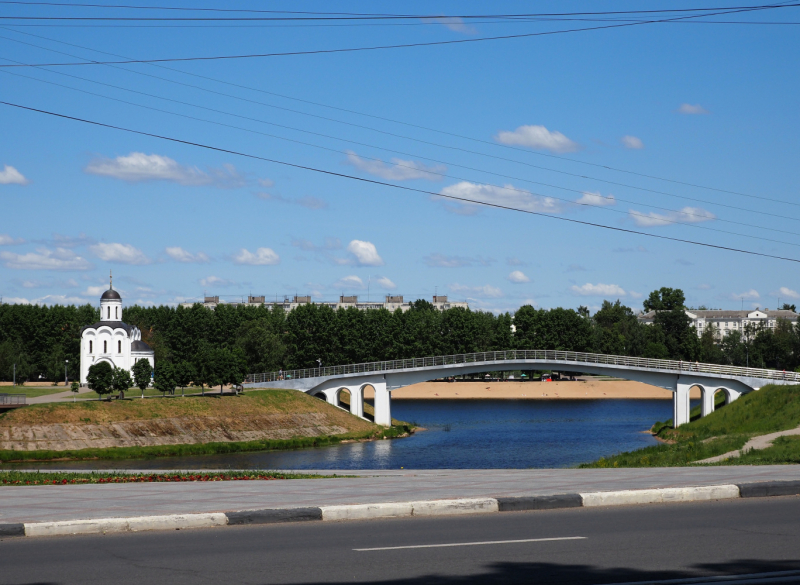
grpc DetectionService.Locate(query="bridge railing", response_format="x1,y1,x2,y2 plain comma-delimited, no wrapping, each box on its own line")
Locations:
245,350,800,385
0,393,26,406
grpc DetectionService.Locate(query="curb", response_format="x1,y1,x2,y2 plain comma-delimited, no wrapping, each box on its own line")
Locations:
2,480,799,539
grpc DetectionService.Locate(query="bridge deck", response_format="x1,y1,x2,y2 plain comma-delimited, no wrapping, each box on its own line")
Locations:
246,350,800,386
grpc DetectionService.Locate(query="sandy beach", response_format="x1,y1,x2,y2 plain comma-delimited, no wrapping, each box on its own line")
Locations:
389,379,701,400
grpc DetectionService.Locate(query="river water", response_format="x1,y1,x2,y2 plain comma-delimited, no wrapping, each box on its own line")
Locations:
9,399,680,470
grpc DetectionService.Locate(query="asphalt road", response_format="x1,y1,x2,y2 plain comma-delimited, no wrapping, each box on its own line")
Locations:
2,497,800,585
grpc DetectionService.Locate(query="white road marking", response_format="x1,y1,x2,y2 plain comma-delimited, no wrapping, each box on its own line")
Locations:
354,536,586,551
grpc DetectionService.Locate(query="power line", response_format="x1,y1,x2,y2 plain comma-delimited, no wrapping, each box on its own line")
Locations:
0,4,792,67
1,18,793,210
1,3,795,19
2,99,798,264
1,35,793,228
4,57,799,244
2,32,795,233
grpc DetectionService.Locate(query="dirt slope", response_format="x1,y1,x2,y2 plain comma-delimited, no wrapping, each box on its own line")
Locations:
0,390,376,452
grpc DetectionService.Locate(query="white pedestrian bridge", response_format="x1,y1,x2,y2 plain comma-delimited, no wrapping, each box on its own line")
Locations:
244,350,800,427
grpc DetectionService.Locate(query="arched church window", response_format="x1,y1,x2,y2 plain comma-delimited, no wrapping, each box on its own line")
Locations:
118,340,121,353
89,341,93,353
104,340,107,353
107,307,110,319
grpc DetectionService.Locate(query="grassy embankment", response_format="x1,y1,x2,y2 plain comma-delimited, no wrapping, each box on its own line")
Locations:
0,389,413,463
0,470,337,485
581,384,800,467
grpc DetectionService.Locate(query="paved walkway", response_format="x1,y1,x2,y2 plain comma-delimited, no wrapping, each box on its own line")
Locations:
696,425,800,464
27,386,95,404
2,466,800,524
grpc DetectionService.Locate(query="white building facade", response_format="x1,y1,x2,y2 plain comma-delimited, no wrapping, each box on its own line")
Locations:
638,308,799,338
79,284,154,384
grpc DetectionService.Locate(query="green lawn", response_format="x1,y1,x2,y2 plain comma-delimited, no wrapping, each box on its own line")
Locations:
581,384,800,468
77,386,218,400
1,386,72,398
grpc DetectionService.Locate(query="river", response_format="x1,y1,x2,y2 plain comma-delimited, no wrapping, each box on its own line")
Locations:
8,399,682,470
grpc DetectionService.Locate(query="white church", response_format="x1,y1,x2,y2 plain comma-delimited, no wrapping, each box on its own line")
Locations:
79,277,155,384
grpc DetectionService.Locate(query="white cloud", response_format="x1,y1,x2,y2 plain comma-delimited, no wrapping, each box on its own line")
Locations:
165,247,210,263
345,151,446,181
0,247,93,270
0,165,28,185
438,181,561,215
576,191,616,207
258,178,274,188
256,192,328,209
495,125,580,153
629,206,715,227
449,283,503,298
566,264,587,272
0,234,24,245
697,284,712,290
85,153,245,188
507,270,530,284
507,257,526,267
620,135,644,149
333,275,365,290
83,285,108,297
200,276,235,288
375,276,397,290
2,294,90,305
571,283,627,297
422,16,476,34
89,243,150,265
731,289,760,301
776,287,800,300
629,291,643,299
678,103,709,115
232,247,280,266
347,240,384,266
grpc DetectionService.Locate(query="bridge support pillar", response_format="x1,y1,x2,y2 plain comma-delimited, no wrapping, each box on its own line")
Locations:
373,382,391,426
350,385,364,419
701,386,715,418
724,388,743,405
674,383,692,427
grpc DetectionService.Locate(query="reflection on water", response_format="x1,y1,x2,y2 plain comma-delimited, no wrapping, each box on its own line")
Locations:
4,399,682,470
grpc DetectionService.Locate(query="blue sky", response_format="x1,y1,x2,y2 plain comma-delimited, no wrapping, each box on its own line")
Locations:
1,1,799,313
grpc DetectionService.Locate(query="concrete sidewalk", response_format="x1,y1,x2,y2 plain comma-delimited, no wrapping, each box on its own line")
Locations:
2,466,800,525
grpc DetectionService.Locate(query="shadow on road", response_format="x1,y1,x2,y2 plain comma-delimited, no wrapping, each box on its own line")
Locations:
282,558,800,585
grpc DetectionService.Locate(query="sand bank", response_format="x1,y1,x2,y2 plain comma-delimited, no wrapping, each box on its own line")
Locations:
388,380,701,400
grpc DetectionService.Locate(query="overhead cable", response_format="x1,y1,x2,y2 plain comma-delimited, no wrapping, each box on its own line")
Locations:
2,99,798,264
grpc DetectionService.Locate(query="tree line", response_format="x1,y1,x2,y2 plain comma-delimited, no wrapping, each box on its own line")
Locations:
2,287,799,384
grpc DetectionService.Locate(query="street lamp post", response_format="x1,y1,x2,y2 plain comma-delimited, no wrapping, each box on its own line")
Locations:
65,359,69,386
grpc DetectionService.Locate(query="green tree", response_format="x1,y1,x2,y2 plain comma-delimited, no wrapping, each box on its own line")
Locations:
643,287,686,312
111,366,132,398
86,361,114,399
173,361,195,397
699,323,725,363
235,319,285,373
132,358,152,399
592,300,648,356
154,361,176,397
780,303,797,313
70,380,80,402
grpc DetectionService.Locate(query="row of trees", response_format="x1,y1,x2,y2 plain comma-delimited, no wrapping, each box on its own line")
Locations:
3,287,800,383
